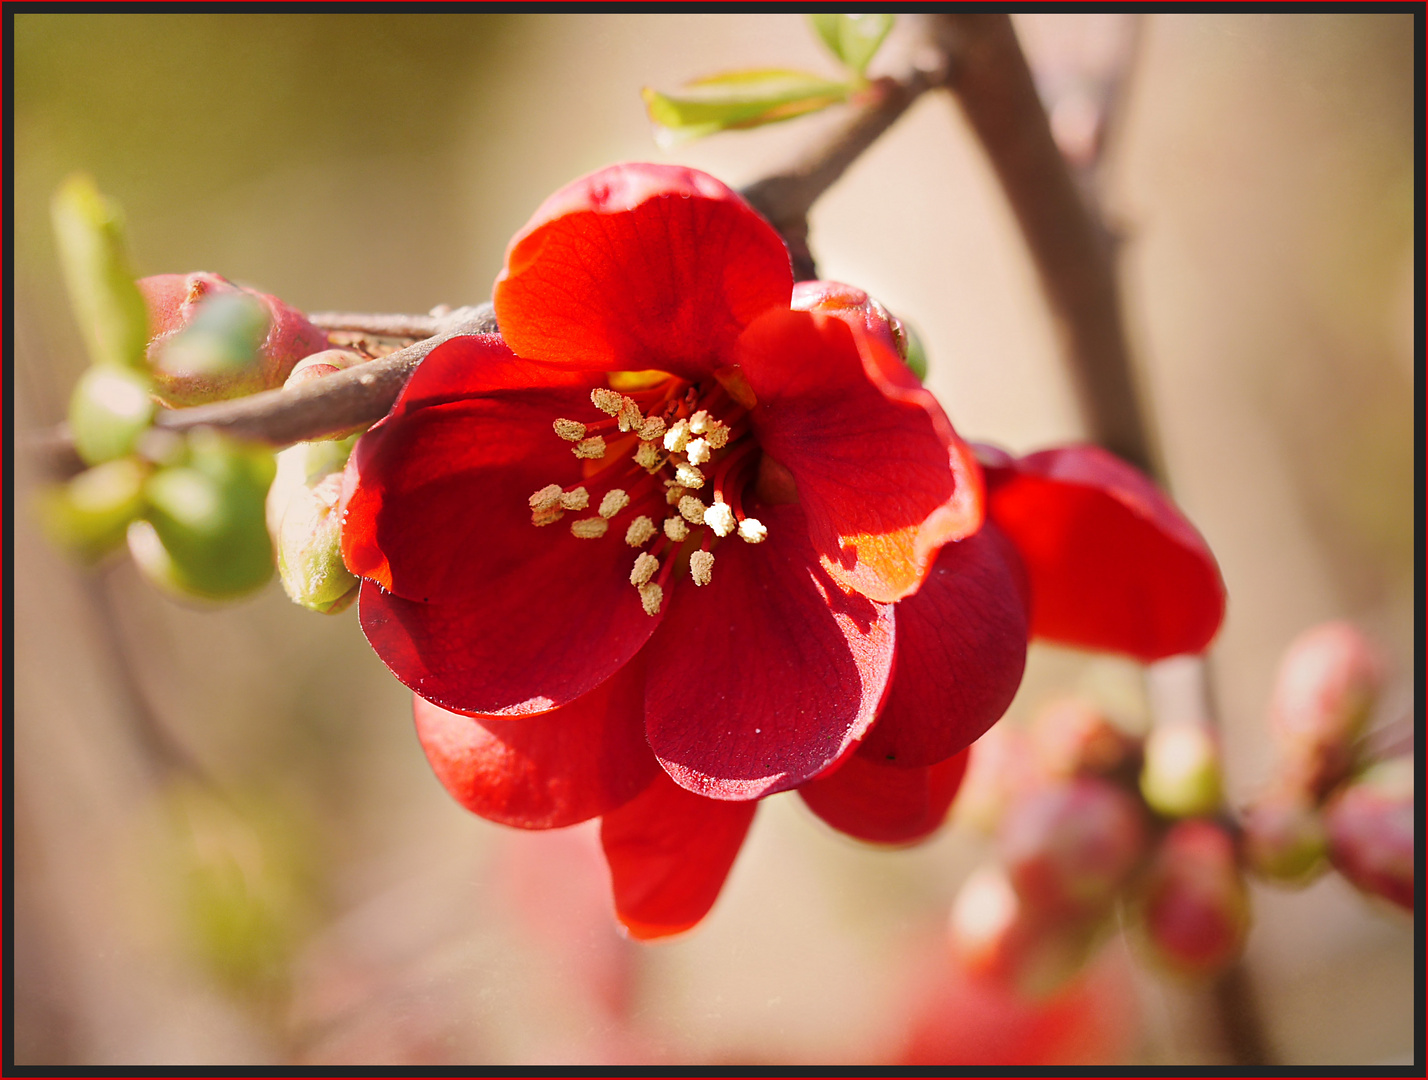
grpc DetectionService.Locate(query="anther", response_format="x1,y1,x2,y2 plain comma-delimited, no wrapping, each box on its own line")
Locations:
685,438,711,466
638,582,663,616
559,486,589,510
689,410,712,435
617,397,643,433
553,418,586,441
674,463,705,489
573,436,606,459
529,483,563,510
625,515,657,547
663,418,691,453
637,416,667,441
738,517,767,543
690,550,715,586
705,422,731,449
666,485,687,506
704,500,736,537
635,441,663,471
678,496,706,525
664,516,689,542
532,506,564,527
570,517,609,539
598,489,630,519
591,388,624,415
630,552,659,586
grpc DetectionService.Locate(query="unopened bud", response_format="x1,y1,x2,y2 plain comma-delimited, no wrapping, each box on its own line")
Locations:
1240,784,1328,885
1323,756,1414,911
68,366,156,466
265,435,360,614
137,272,330,406
998,777,1149,918
1140,721,1223,819
1032,698,1138,780
1269,621,1384,796
1135,820,1250,979
37,456,150,562
951,724,1038,834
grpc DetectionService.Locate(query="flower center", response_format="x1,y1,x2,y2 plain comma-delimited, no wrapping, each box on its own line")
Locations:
527,374,767,615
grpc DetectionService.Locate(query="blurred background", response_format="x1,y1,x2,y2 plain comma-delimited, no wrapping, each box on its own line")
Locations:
13,12,1416,1066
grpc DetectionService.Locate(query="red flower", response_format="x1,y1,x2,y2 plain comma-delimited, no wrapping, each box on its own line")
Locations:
341,163,1225,939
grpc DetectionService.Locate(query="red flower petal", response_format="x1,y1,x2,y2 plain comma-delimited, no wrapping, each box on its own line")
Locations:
982,444,1226,661
738,307,982,603
599,768,757,941
799,751,969,845
643,503,896,801
412,658,658,829
857,523,1029,768
494,163,793,380
343,339,664,715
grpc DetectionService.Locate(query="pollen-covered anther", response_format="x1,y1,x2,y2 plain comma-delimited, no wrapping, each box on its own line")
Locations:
678,496,706,525
559,486,589,510
685,438,711,466
674,463,705,489
690,549,715,586
570,517,609,539
666,485,687,506
616,397,643,433
634,441,663,471
705,422,731,449
663,516,689,542
637,416,667,441
663,418,691,453
688,410,712,435
598,488,630,519
531,506,564,527
629,551,659,586
638,582,663,616
552,418,586,441
528,483,563,511
591,387,624,415
704,499,736,537
625,515,657,547
573,436,606,459
738,517,767,543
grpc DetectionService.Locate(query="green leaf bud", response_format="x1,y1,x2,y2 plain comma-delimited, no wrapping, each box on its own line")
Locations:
642,69,853,144
266,435,360,614
37,456,151,562
1139,721,1223,819
809,13,895,77
68,365,157,466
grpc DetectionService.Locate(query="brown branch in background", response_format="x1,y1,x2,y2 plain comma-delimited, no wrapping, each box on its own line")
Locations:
932,13,1155,476
306,310,445,339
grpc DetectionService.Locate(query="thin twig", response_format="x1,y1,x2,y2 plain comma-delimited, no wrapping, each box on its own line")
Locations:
306,311,445,339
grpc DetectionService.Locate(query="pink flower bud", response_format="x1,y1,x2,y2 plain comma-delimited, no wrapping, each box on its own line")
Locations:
1240,784,1328,885
1269,621,1384,795
1139,721,1223,819
1323,756,1414,911
137,272,330,406
1031,698,1138,780
952,724,1039,834
1137,819,1250,978
998,777,1149,918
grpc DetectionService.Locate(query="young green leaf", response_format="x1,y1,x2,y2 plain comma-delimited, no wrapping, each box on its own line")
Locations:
51,174,151,373
809,13,895,77
642,69,853,143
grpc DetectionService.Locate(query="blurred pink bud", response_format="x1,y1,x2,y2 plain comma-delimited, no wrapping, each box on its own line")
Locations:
1269,621,1384,795
1031,698,1138,779
999,776,1149,918
1139,721,1223,819
953,724,1039,834
1240,784,1328,885
1137,819,1250,979
1324,756,1414,911
138,272,330,406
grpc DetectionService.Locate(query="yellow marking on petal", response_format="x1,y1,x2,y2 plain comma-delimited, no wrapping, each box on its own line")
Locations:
663,516,689,542
625,515,657,547
704,500,736,537
598,488,630,519
570,517,609,539
559,486,589,510
738,517,767,543
573,436,606,459
609,369,672,391
690,550,714,586
713,365,757,409
638,581,663,615
678,496,706,525
630,551,659,586
553,418,586,441
591,387,624,415
529,483,563,510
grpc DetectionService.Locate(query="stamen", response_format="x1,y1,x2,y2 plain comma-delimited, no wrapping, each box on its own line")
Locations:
638,582,663,616
704,499,736,537
685,437,711,466
591,387,624,415
598,489,630,519
528,483,563,510
637,416,667,441
617,397,643,433
674,463,705,489
690,550,715,586
663,418,691,453
630,552,659,586
570,517,609,539
553,418,586,441
738,517,768,543
666,485,687,506
705,422,731,449
688,410,712,434
532,506,564,527
635,441,663,471
663,516,689,542
678,496,706,525
559,486,589,510
625,515,657,547
573,436,606,459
